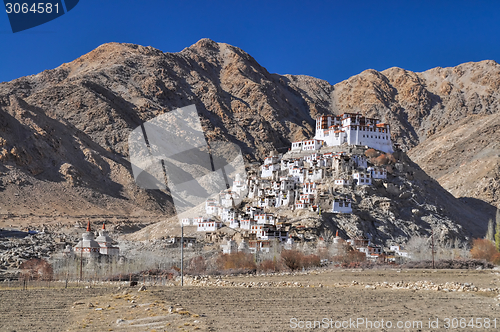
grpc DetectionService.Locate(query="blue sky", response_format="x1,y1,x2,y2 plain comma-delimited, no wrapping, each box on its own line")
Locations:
1,0,500,85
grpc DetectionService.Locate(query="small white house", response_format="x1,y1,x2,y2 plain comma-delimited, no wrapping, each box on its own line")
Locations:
359,245,383,259
261,163,280,178
291,139,324,152
181,218,193,226
221,239,238,254
304,168,323,182
331,197,352,214
240,219,254,230
276,190,294,207
302,182,317,195
352,155,368,169
193,216,210,227
334,178,350,186
231,173,248,196
205,199,219,215
298,193,314,204
221,208,237,222
220,191,236,208
229,219,240,229
390,245,410,258
295,202,306,209
290,168,305,183
257,226,288,241
255,213,276,225
279,178,295,191
264,155,280,165
197,219,223,232
257,196,276,208
250,224,264,235
352,172,372,185
245,206,262,219
369,166,387,179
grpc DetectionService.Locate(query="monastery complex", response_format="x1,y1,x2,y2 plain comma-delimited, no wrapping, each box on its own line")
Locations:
182,113,408,259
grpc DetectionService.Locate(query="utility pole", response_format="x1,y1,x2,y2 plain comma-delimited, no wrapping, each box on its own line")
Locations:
431,229,435,269
181,224,184,286
80,244,83,281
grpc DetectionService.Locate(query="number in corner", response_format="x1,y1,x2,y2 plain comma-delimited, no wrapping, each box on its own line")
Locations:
5,3,59,14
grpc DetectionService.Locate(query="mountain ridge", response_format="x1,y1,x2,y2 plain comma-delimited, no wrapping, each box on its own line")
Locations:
0,39,497,233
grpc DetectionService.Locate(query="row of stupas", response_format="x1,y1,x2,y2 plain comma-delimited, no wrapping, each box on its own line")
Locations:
73,221,119,257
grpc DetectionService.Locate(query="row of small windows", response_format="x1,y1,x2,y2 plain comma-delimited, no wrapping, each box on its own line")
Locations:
362,134,388,140
349,126,386,132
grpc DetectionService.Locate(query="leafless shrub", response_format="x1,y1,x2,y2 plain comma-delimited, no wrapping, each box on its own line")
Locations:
386,153,397,163
406,236,430,260
216,252,257,271
402,259,493,269
365,149,379,158
302,254,321,269
20,258,53,281
258,259,285,272
280,250,323,270
317,248,331,260
470,238,500,264
332,248,366,267
281,250,303,270
373,154,389,166
186,255,207,275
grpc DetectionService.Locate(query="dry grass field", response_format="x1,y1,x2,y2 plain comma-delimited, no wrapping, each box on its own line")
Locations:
1,269,500,331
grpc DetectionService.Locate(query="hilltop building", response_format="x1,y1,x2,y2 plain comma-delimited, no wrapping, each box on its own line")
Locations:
314,113,393,153
182,111,396,253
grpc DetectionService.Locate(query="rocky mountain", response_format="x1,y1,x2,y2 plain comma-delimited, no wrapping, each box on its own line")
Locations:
330,61,500,209
0,38,497,235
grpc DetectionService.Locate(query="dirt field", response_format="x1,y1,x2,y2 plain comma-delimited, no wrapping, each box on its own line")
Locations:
1,269,500,331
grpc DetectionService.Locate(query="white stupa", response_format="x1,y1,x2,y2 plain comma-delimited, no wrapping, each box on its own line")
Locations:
238,240,249,253
284,235,294,250
333,230,342,244
74,220,100,257
95,222,119,256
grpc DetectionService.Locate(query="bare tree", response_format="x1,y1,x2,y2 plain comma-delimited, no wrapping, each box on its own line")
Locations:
406,236,430,261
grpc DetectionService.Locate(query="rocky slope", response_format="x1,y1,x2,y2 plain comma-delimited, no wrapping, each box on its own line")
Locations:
330,61,500,208
131,147,488,245
0,38,497,232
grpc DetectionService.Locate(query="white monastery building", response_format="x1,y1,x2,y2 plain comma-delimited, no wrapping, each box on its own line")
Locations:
314,113,393,153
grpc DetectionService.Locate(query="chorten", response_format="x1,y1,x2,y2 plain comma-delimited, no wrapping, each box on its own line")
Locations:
74,221,100,257
333,230,343,244
285,235,294,250
95,222,119,256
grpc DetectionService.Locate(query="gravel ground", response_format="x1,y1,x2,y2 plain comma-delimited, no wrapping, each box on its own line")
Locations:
1,269,500,331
